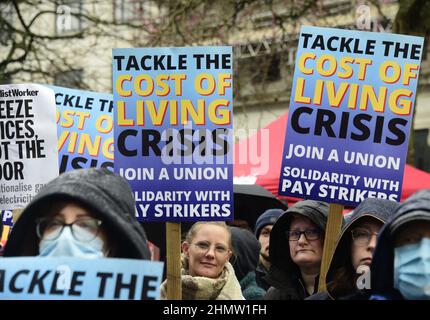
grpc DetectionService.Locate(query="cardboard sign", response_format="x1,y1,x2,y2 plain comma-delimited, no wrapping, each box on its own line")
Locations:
49,86,114,173
279,26,424,206
113,47,234,221
0,257,163,300
0,84,59,210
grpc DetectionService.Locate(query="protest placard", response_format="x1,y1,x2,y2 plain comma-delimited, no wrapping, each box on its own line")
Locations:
0,257,163,300
0,84,59,210
0,210,13,249
279,26,424,206
48,86,114,173
113,47,233,222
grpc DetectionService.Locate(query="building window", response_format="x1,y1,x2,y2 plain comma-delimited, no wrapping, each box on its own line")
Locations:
113,0,162,24
55,0,83,34
114,0,142,23
250,53,281,85
54,69,83,89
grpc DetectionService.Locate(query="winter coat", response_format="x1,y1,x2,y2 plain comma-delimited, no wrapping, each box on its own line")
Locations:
230,227,265,299
230,227,260,281
255,262,271,291
4,168,150,259
240,271,266,300
307,198,398,300
160,254,245,300
264,200,331,300
370,190,430,300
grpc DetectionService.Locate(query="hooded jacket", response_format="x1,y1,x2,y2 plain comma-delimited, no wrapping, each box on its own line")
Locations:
308,198,399,300
253,209,283,291
231,226,266,299
264,200,330,300
4,168,151,260
370,189,430,300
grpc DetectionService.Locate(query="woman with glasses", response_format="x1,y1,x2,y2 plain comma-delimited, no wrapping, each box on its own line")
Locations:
264,200,330,300
370,190,430,300
3,168,150,260
160,221,244,300
308,198,398,300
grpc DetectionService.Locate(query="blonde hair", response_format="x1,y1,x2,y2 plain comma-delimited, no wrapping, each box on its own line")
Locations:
185,221,232,249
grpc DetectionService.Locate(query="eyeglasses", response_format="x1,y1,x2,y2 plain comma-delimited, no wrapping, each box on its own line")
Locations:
286,229,321,241
191,241,230,257
351,228,378,246
36,217,103,242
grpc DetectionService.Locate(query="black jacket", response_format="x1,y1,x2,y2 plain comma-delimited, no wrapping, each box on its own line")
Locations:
264,200,330,300
308,198,399,300
231,226,265,300
255,262,271,291
230,226,260,282
4,168,151,259
370,189,430,300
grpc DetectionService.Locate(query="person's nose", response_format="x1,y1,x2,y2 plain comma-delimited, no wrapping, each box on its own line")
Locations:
205,246,216,259
297,232,308,245
367,234,377,252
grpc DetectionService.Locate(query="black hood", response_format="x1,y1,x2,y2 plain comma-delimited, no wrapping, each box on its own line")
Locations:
231,227,261,281
4,168,150,260
267,200,330,293
326,198,399,299
371,189,430,297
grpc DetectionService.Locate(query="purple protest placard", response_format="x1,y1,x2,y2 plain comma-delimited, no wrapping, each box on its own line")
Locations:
279,26,424,206
113,47,233,221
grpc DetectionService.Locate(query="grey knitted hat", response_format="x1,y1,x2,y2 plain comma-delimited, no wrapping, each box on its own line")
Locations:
4,168,150,259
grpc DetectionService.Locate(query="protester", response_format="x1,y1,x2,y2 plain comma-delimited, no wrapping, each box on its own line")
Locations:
231,226,266,299
308,198,399,300
263,200,330,300
254,208,284,290
3,168,151,259
370,189,430,300
160,221,244,300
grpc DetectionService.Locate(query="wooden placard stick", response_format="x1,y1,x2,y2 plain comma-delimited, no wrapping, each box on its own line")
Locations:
12,209,24,224
318,203,344,293
166,222,182,300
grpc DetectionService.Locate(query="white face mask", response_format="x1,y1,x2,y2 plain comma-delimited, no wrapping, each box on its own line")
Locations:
39,226,104,259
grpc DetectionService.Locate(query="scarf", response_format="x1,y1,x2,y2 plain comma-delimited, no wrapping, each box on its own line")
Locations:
160,254,244,300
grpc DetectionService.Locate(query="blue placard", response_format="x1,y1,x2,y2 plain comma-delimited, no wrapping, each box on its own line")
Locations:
279,26,424,206
48,86,114,173
1,210,13,226
1,210,13,249
0,257,163,300
113,47,234,221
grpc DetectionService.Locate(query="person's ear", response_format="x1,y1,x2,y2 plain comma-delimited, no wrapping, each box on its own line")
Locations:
182,241,190,256
227,249,233,261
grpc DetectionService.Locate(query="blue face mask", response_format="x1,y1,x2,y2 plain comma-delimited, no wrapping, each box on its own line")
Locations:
39,225,105,259
394,237,430,300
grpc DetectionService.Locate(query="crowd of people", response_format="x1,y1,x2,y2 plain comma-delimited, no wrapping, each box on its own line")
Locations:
1,167,430,300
